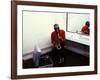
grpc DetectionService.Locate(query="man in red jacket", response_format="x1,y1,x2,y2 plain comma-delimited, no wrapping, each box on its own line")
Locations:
81,21,90,35
51,24,66,49
50,24,66,66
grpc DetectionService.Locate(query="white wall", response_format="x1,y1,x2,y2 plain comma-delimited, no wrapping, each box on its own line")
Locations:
0,0,100,80
22,10,90,54
23,11,66,54
67,13,90,32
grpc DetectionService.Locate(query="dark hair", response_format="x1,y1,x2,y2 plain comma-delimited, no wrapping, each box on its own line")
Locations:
85,21,90,27
54,24,59,29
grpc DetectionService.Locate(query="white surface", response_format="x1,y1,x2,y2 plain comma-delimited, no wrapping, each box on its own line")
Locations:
0,0,100,80
66,32,90,45
67,13,90,32
22,10,66,54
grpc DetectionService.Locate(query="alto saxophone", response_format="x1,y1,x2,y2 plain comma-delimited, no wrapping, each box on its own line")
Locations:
56,33,61,50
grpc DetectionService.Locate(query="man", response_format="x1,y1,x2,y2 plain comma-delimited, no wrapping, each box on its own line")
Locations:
51,24,66,49
51,24,66,66
81,21,90,35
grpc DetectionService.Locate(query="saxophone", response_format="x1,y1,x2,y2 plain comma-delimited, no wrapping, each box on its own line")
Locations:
56,32,61,50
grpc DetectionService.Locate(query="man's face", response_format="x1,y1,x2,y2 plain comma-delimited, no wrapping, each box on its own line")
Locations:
54,28,59,33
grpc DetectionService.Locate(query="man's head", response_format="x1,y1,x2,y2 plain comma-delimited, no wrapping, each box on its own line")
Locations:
85,21,90,27
54,24,59,32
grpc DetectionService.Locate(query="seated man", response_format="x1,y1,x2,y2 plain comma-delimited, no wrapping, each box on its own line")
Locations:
51,24,66,66
81,21,90,35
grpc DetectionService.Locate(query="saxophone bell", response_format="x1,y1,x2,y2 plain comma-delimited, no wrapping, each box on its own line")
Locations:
56,43,61,50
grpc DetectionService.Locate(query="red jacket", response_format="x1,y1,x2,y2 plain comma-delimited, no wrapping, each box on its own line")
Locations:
81,25,89,34
51,29,65,46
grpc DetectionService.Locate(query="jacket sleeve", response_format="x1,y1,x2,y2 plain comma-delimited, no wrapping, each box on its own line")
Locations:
62,30,65,41
51,32,56,47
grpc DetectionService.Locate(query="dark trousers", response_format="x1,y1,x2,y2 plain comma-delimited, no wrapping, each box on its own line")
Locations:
50,43,66,66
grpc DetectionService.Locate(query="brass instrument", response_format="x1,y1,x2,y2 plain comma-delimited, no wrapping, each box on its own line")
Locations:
56,32,61,50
